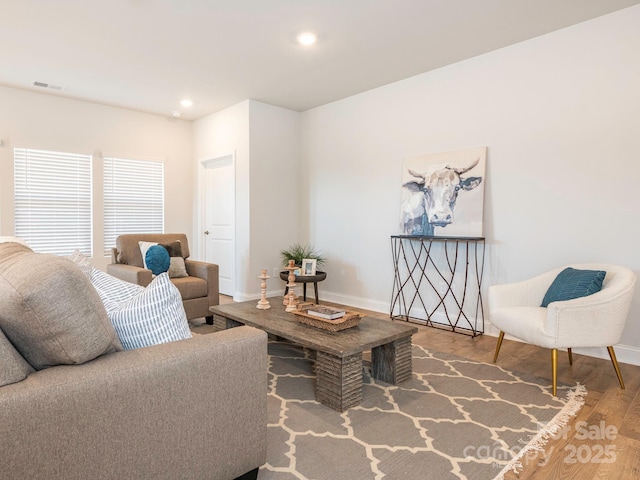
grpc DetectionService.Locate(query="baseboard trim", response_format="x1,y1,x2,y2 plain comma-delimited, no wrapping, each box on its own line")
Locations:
320,291,390,314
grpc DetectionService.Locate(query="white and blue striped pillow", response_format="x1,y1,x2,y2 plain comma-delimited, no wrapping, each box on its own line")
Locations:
91,268,144,305
91,269,191,350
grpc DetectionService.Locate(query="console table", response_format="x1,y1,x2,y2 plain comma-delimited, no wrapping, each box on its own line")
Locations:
390,235,485,336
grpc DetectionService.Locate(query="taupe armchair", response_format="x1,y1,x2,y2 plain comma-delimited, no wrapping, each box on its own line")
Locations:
107,233,219,323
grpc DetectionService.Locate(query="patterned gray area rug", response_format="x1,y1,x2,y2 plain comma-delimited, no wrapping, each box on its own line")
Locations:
260,342,586,480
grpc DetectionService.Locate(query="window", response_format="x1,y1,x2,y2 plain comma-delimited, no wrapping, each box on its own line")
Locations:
14,147,92,256
103,157,164,255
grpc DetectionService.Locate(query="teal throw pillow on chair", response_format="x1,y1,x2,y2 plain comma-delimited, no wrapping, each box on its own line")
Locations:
145,245,170,275
541,267,606,307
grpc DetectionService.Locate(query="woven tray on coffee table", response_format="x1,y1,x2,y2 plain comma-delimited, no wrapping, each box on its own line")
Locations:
294,305,362,332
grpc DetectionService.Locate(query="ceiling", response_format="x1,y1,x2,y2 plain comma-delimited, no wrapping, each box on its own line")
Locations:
2,0,638,121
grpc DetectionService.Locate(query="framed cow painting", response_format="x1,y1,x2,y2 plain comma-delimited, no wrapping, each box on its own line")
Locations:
400,146,486,237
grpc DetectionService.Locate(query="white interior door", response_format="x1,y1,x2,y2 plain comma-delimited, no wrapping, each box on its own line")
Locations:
203,155,235,296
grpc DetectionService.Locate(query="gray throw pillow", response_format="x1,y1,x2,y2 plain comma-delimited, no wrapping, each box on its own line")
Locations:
168,257,189,278
161,240,188,278
0,243,122,370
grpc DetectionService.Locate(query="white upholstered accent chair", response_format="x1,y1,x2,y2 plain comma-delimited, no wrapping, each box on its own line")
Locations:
489,264,636,396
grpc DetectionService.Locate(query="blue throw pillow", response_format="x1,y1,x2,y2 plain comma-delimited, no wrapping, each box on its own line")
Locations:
145,245,170,275
541,267,606,307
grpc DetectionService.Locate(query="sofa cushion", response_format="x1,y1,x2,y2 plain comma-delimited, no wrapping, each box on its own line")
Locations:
139,241,158,269
171,275,208,300
0,243,122,370
92,270,191,350
161,240,189,278
541,267,606,307
68,249,92,278
161,240,183,257
0,327,34,386
145,245,170,275
168,257,189,278
0,236,30,248
91,267,145,303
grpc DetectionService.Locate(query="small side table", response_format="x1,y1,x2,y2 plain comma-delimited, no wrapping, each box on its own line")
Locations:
280,271,327,303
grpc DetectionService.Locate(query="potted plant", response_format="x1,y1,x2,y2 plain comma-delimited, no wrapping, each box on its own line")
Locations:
280,243,326,269
279,244,327,300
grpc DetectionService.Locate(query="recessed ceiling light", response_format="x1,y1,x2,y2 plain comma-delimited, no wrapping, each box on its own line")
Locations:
180,99,193,108
296,32,317,46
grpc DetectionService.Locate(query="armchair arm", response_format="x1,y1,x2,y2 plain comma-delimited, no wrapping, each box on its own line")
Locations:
185,259,220,303
489,269,561,311
548,282,636,347
106,262,153,287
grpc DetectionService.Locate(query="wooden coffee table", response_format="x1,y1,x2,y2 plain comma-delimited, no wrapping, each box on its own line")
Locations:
210,299,418,411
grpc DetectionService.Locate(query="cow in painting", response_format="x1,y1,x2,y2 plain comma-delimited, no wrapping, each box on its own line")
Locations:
401,158,482,236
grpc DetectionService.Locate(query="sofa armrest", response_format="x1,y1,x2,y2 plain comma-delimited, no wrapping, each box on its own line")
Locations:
0,326,267,480
107,262,153,287
186,259,220,304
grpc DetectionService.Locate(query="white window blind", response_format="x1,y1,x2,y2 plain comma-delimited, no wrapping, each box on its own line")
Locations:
103,156,164,255
14,147,92,256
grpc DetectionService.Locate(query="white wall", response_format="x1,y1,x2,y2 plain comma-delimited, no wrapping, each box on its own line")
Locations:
248,101,300,296
300,6,640,364
0,85,193,271
193,100,300,300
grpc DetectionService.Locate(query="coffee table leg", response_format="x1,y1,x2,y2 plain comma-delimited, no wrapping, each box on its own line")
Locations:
371,336,413,384
315,351,362,412
212,314,242,332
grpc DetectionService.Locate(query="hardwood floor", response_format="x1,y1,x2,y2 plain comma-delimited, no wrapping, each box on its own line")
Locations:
194,295,640,479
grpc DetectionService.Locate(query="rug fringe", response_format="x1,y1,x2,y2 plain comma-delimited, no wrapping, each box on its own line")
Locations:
493,383,587,480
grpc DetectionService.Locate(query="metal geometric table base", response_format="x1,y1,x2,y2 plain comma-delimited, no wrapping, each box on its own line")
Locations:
390,235,485,336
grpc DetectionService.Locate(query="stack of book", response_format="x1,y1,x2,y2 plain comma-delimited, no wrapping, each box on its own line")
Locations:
305,305,345,321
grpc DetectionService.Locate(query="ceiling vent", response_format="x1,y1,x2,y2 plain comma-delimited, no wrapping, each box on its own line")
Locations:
32,81,65,91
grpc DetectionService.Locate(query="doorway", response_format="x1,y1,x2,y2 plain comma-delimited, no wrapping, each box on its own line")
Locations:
202,154,235,296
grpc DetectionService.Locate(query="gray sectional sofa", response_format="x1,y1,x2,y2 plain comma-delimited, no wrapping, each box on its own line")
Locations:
0,242,267,479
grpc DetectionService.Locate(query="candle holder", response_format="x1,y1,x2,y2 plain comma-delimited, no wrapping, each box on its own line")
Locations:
257,269,270,310
284,260,299,312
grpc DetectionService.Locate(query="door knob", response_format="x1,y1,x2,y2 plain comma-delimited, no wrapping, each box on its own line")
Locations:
204,230,210,235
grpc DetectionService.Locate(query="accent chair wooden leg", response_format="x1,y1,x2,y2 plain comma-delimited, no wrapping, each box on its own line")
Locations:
567,348,573,366
493,331,505,363
607,346,625,389
551,349,558,396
